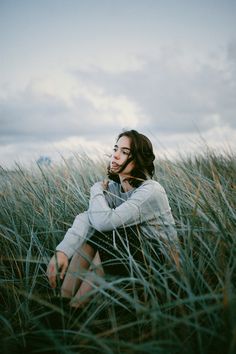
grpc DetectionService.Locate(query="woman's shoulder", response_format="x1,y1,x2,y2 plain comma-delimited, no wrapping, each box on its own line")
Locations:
141,179,165,192
131,179,167,200
138,180,170,207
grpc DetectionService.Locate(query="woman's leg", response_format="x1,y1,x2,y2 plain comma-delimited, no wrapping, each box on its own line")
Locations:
70,251,105,308
61,243,96,299
87,227,143,277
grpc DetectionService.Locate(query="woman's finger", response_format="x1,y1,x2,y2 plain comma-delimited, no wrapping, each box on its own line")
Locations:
47,260,57,288
60,262,68,280
49,265,56,288
102,179,109,190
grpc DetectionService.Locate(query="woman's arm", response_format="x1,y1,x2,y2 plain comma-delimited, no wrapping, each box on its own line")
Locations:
56,212,94,259
88,180,169,231
55,183,118,258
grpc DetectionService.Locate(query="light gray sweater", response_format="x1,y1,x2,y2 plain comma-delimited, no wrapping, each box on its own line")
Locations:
56,179,178,258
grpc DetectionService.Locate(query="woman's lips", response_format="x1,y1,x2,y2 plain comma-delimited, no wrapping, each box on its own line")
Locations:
111,162,120,169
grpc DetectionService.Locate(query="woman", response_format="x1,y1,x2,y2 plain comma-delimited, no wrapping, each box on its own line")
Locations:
47,130,179,307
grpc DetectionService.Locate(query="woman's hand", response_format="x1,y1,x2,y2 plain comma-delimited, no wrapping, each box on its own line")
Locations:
102,179,109,190
47,251,69,289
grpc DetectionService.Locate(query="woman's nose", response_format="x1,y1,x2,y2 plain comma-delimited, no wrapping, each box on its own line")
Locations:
113,150,120,159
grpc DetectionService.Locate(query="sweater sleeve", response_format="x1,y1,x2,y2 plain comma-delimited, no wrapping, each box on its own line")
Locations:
88,181,164,231
55,183,120,258
56,211,94,259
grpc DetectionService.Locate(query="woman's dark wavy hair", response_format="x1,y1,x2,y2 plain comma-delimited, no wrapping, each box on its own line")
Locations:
107,129,155,187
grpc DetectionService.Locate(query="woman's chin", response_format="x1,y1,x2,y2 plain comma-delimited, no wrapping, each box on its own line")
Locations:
110,167,119,173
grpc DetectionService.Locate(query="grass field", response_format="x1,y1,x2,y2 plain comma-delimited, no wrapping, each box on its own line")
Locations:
0,151,235,354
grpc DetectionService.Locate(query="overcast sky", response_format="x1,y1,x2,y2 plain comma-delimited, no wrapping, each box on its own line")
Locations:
1,0,236,168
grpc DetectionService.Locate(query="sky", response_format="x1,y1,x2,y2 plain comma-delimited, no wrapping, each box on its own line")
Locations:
0,0,236,168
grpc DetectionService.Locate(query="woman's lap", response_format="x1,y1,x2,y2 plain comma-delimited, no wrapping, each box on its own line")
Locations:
86,227,150,276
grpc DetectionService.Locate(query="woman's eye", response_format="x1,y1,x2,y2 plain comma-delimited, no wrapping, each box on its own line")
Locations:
122,151,129,155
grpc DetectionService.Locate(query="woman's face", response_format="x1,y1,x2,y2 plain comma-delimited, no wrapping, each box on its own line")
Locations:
110,135,135,176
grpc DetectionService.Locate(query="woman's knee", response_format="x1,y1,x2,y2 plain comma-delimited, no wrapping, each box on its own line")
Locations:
61,281,74,298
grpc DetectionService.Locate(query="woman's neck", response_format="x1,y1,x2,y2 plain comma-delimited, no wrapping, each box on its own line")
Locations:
119,175,133,192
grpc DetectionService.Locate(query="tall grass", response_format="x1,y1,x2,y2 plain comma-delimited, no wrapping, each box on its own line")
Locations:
0,150,235,353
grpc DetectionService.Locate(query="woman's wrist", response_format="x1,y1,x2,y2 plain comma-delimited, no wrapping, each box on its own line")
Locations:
55,250,68,258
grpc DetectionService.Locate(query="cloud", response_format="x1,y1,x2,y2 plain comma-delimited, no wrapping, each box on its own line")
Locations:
71,42,236,134
0,79,143,145
0,40,235,168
